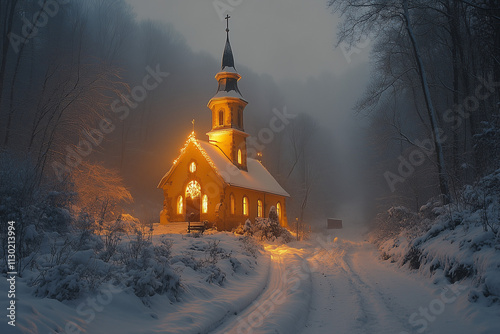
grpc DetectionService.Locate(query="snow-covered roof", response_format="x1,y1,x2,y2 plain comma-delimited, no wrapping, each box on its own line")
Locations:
158,134,289,197
198,141,289,197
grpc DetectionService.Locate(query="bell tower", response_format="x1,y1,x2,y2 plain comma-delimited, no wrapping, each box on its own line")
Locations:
207,15,249,170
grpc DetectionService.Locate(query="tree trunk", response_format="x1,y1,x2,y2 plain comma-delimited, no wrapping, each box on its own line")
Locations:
402,0,451,203
0,0,18,118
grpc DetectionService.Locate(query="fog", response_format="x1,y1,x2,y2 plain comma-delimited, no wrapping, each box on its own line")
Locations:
121,0,374,228
0,0,386,230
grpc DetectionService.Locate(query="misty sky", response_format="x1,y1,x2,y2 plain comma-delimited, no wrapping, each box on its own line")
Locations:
125,0,373,221
125,0,370,83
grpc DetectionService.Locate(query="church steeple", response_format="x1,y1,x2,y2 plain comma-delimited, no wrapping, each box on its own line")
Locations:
207,17,249,170
222,15,235,70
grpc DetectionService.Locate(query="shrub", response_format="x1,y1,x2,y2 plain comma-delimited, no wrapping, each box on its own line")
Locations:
124,245,179,301
235,207,293,243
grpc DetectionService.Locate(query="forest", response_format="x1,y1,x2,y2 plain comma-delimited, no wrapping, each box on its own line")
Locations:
0,0,498,242
0,1,500,333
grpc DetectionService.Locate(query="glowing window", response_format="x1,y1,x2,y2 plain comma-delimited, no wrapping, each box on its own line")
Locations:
177,196,183,214
185,180,201,199
219,110,224,126
257,200,263,218
230,194,235,214
243,196,249,216
237,149,242,165
277,202,282,221
189,161,196,173
202,194,208,213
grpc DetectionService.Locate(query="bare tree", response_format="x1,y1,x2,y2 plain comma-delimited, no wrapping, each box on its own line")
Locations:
329,0,455,202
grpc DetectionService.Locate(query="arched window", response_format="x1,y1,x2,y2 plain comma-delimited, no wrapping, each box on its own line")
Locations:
202,194,208,214
237,149,242,165
243,196,249,216
219,110,224,126
238,111,242,128
177,196,183,214
230,194,235,214
276,202,282,222
189,161,196,173
257,200,263,218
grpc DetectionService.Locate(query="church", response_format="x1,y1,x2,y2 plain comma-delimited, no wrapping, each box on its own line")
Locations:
158,19,289,231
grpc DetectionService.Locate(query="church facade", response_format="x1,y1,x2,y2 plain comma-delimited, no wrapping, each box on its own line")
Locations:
158,22,289,231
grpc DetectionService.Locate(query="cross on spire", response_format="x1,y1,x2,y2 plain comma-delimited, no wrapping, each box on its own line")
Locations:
225,14,230,33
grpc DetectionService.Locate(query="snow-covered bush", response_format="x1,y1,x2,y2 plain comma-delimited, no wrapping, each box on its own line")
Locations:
238,235,262,258
461,168,500,234
373,169,500,303
31,228,180,303
123,245,179,302
474,115,500,174
114,233,179,302
205,239,232,264
204,264,226,285
32,237,110,301
170,238,239,286
369,205,432,245
0,152,74,275
234,207,293,243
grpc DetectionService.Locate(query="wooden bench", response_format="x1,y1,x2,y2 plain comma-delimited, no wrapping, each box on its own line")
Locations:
188,221,206,233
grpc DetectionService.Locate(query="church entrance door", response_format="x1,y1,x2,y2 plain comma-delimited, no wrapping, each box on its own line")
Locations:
185,181,201,222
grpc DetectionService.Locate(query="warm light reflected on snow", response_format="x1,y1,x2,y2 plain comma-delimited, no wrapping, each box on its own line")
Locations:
264,244,308,260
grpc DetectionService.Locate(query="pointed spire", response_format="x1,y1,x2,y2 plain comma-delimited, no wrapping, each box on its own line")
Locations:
221,15,235,70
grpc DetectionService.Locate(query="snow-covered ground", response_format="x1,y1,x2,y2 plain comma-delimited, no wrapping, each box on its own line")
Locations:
2,227,499,334
302,229,500,334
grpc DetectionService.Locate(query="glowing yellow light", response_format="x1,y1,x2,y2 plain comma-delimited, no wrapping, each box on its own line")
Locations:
189,161,197,173
243,196,249,216
202,194,208,213
170,132,224,182
230,194,235,214
257,199,263,218
185,180,201,199
177,196,183,214
277,202,282,221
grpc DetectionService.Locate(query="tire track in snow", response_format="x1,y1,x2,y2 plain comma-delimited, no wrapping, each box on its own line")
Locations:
339,246,412,333
210,245,312,334
302,239,413,334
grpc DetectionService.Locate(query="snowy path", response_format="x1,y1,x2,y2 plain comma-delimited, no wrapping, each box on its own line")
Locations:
212,231,500,334
301,233,498,334
210,244,312,334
